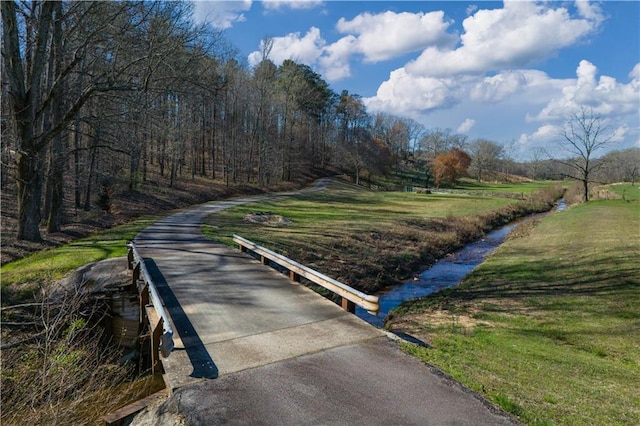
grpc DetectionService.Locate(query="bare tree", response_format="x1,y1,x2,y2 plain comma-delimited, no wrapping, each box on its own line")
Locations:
469,139,504,182
558,108,615,202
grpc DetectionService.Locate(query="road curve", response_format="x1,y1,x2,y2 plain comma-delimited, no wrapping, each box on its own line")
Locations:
132,178,519,425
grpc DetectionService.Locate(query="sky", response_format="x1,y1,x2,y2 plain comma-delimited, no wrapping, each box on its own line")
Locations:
192,1,640,160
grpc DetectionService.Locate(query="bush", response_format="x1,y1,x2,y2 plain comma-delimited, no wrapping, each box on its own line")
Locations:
1,283,136,424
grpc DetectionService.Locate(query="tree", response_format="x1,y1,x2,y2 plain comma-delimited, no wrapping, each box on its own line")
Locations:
335,91,370,185
432,148,471,186
469,139,504,182
558,108,615,202
596,148,640,185
2,1,201,240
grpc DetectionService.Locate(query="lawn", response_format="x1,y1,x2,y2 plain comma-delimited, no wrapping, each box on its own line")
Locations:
387,199,640,425
605,182,640,201
455,179,563,194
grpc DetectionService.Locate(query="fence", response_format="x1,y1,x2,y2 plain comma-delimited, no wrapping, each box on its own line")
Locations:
127,242,174,372
233,234,379,315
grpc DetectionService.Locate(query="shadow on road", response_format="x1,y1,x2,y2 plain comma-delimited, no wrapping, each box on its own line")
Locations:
144,258,219,379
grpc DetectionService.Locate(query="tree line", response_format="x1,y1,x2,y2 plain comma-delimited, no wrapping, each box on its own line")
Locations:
2,2,637,243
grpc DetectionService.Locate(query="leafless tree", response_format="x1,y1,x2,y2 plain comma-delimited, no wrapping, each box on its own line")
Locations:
469,139,504,182
558,107,615,202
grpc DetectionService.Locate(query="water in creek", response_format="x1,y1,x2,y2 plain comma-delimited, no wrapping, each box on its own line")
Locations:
356,200,566,327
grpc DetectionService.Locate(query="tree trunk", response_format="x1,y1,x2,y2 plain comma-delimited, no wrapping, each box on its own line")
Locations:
46,1,65,232
74,117,82,210
84,136,98,211
16,151,44,242
46,133,65,232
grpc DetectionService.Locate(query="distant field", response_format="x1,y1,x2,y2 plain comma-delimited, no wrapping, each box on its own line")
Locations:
455,180,563,194
205,179,518,246
606,182,640,201
203,179,561,292
387,199,640,425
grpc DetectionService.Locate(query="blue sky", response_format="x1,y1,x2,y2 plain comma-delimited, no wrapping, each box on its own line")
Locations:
193,1,640,160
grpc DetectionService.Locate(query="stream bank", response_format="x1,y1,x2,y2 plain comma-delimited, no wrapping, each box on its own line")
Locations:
356,199,567,327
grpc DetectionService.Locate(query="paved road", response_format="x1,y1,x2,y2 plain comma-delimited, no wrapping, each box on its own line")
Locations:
132,179,519,425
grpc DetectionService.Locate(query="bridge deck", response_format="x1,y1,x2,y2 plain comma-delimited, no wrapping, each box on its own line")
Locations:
132,183,517,425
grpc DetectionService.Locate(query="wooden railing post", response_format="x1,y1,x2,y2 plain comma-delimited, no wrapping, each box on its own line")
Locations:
152,318,163,374
139,283,149,326
146,306,164,374
132,262,141,287
289,270,300,282
127,246,135,270
341,297,356,313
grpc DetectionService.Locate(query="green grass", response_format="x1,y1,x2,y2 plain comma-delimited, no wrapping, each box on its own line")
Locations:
1,216,158,288
454,179,562,194
204,180,518,245
388,199,640,425
605,183,640,201
203,180,562,292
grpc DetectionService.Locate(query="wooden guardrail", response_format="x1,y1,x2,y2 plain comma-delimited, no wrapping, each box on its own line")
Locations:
127,242,174,372
233,234,379,315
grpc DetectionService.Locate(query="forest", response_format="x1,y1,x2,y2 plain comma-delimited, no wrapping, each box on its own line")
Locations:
2,1,638,245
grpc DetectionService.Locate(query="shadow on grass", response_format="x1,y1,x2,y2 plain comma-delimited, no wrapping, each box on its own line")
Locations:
397,250,639,318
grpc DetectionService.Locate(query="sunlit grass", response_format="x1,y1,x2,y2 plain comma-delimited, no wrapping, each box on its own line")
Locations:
388,200,640,425
203,180,561,292
204,180,518,247
605,182,640,201
455,179,563,194
1,217,158,286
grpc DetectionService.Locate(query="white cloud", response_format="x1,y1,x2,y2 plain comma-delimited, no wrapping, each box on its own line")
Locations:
335,11,455,63
246,9,454,81
262,0,323,10
363,1,620,152
193,0,252,29
517,60,640,157
516,124,560,156
575,0,605,23
406,1,602,77
248,27,325,68
247,27,353,80
364,67,464,115
367,1,606,113
534,60,640,121
457,118,476,134
319,35,356,80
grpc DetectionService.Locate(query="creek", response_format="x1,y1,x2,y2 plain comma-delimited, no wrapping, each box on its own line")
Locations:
356,199,566,327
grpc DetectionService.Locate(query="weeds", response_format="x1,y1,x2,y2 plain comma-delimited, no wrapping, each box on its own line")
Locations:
1,282,147,425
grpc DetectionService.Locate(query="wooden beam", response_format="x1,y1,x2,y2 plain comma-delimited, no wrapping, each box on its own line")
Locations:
102,388,168,425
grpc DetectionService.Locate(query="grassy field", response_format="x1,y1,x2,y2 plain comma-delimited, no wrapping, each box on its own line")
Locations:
387,199,640,425
455,179,564,194
203,179,562,292
605,182,640,201
1,216,158,297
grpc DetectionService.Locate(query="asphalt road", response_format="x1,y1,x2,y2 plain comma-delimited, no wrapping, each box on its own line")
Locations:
131,179,519,425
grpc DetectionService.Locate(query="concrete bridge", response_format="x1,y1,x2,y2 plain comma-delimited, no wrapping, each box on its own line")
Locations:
128,180,518,425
